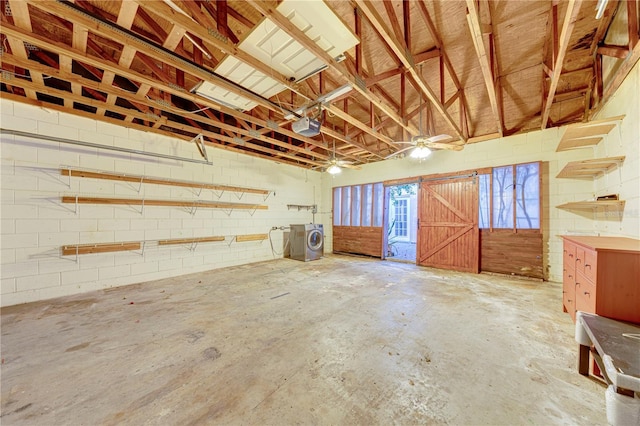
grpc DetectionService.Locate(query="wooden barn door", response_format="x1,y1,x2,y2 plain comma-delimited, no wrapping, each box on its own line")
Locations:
417,175,479,273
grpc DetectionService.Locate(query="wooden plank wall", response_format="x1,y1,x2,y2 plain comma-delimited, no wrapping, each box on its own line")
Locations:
333,226,383,258
480,230,544,279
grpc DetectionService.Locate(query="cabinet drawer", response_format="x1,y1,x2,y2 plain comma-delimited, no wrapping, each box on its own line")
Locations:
563,243,576,271
575,278,596,314
583,249,597,283
563,289,576,322
575,246,585,275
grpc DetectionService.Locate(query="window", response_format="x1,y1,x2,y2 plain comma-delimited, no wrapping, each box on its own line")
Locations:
493,166,514,229
393,198,409,238
479,162,540,230
333,183,384,227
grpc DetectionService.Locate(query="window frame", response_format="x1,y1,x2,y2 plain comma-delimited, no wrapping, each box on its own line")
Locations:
479,161,541,233
333,182,384,228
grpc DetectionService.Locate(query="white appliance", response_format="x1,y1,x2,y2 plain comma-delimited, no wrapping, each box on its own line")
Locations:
292,117,321,137
289,224,324,261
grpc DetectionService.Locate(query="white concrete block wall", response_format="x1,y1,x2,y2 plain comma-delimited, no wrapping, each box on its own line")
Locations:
322,60,640,283
1,101,323,306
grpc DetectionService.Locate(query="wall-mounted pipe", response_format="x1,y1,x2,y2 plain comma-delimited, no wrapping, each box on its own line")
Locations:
1,128,213,165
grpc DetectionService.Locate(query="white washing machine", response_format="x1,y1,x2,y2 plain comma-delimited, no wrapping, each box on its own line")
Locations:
289,224,324,261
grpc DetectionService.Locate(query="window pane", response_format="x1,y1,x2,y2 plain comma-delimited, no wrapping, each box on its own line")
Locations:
351,186,361,226
492,166,514,229
373,183,384,227
333,188,341,226
478,174,490,228
341,186,351,226
362,184,372,226
516,163,540,229
394,198,408,237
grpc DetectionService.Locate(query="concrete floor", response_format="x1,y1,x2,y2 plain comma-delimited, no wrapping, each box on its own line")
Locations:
1,255,607,425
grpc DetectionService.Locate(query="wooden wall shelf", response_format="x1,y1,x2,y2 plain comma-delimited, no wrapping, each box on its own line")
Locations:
158,236,225,246
236,234,268,242
61,168,270,196
556,115,625,152
556,156,625,179
62,242,141,256
61,196,268,211
556,200,625,210
62,233,268,257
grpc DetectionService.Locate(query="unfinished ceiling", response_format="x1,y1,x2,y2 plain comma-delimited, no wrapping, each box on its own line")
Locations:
1,0,638,169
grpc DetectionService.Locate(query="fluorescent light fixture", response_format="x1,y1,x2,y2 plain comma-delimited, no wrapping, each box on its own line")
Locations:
327,164,342,174
318,84,353,104
410,146,432,159
595,0,608,19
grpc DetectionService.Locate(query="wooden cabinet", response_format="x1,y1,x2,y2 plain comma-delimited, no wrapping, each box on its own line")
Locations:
561,236,640,324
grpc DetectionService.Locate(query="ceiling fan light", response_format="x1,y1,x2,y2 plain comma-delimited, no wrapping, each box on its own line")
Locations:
327,164,342,174
410,146,432,159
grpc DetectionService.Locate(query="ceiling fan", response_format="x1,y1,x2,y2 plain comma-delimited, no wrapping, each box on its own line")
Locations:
316,136,360,174
389,134,462,160
387,69,463,159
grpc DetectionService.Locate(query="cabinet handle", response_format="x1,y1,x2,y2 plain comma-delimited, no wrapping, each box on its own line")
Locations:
569,274,573,278
584,291,590,296
576,258,581,263
569,254,574,258
585,264,591,268
568,299,573,303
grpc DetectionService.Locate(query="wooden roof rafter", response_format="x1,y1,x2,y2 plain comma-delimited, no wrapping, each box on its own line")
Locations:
465,0,503,137
355,0,465,142
415,0,469,139
0,21,337,158
129,0,308,103
541,0,582,129
247,0,419,138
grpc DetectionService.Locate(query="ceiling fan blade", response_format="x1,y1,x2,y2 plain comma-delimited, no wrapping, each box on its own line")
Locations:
426,134,452,143
395,141,415,145
385,145,415,159
425,142,464,151
341,163,361,170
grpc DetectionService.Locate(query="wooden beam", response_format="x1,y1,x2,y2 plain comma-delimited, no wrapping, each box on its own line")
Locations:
601,41,640,104
130,0,305,102
541,0,582,129
116,0,139,28
0,51,330,165
629,0,639,50
0,91,311,169
0,14,312,146
597,44,631,58
356,0,464,141
466,0,503,136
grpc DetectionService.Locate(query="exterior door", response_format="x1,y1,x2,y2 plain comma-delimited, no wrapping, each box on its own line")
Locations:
417,176,479,273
